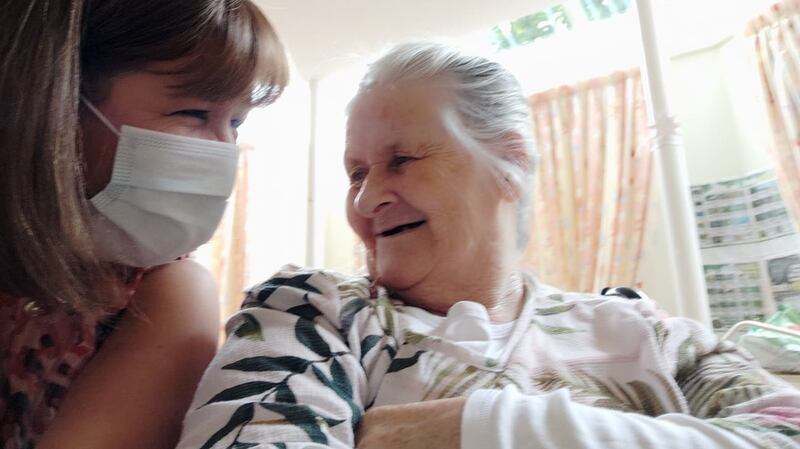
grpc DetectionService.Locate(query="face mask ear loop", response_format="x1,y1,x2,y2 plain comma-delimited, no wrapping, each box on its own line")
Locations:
80,95,121,137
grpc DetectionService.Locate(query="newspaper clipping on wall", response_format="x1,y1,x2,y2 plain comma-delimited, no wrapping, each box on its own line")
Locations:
692,169,800,330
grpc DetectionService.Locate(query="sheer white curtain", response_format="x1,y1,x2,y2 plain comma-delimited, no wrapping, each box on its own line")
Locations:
195,80,312,328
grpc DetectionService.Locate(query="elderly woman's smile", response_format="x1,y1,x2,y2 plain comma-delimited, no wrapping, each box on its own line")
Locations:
371,201,428,238
375,219,426,238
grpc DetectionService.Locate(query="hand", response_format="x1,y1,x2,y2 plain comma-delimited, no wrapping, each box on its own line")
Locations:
356,397,465,449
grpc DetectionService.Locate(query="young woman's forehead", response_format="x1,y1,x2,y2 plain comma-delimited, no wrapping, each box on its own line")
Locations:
123,62,249,106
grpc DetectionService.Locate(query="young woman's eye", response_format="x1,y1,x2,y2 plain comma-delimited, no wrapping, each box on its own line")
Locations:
389,156,416,170
230,118,244,129
172,109,209,120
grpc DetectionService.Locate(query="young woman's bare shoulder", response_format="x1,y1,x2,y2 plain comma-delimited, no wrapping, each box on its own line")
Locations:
37,259,220,449
133,259,220,327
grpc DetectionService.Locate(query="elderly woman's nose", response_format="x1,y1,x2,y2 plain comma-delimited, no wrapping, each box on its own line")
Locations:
354,172,397,217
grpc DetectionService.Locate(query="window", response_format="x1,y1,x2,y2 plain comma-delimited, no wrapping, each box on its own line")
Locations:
489,0,633,51
490,5,572,50
580,0,633,21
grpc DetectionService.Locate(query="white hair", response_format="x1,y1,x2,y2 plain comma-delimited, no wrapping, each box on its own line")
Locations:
352,42,537,248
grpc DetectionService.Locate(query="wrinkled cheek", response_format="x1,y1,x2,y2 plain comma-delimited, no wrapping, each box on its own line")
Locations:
346,199,374,250
345,194,361,230
365,246,377,278
349,219,370,244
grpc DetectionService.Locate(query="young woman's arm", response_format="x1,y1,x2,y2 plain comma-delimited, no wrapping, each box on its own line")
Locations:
36,259,220,449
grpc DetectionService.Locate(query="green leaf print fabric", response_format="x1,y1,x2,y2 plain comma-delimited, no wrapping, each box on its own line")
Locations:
177,266,800,449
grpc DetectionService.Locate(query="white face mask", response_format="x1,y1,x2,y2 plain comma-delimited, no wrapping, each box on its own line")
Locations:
82,97,240,267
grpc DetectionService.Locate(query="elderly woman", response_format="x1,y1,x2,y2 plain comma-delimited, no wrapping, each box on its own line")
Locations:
178,43,800,449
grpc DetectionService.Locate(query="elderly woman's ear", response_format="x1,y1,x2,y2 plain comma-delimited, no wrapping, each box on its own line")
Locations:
495,132,531,200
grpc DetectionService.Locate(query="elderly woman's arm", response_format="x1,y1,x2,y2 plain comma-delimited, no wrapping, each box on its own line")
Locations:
356,314,800,449
461,387,796,449
456,316,800,449
176,267,395,449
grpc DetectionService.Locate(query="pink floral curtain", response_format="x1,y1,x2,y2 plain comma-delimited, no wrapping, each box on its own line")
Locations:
748,0,800,231
525,69,653,293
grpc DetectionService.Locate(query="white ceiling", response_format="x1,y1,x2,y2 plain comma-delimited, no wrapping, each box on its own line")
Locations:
257,0,774,80
257,0,560,79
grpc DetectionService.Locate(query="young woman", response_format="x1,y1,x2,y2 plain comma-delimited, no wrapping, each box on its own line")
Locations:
0,1,288,448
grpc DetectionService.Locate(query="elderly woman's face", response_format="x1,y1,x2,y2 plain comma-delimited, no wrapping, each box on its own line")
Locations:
345,81,514,292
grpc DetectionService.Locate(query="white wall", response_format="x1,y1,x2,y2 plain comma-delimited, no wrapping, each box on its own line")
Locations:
672,40,772,184
637,37,775,316
310,67,363,273
721,37,774,172
673,44,750,183
196,78,313,285
638,173,682,315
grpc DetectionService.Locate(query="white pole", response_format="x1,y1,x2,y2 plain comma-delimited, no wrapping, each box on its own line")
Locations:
635,0,712,327
306,79,318,267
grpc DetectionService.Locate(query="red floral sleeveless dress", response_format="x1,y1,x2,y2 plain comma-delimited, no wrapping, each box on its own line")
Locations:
0,270,145,449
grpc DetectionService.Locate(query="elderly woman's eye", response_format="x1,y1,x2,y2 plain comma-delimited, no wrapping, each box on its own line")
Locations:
389,156,416,170
349,168,367,184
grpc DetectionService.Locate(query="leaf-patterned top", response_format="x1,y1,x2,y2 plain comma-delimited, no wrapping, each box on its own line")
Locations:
177,266,800,449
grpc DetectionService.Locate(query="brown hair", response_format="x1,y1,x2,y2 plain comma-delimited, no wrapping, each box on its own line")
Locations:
0,0,289,315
